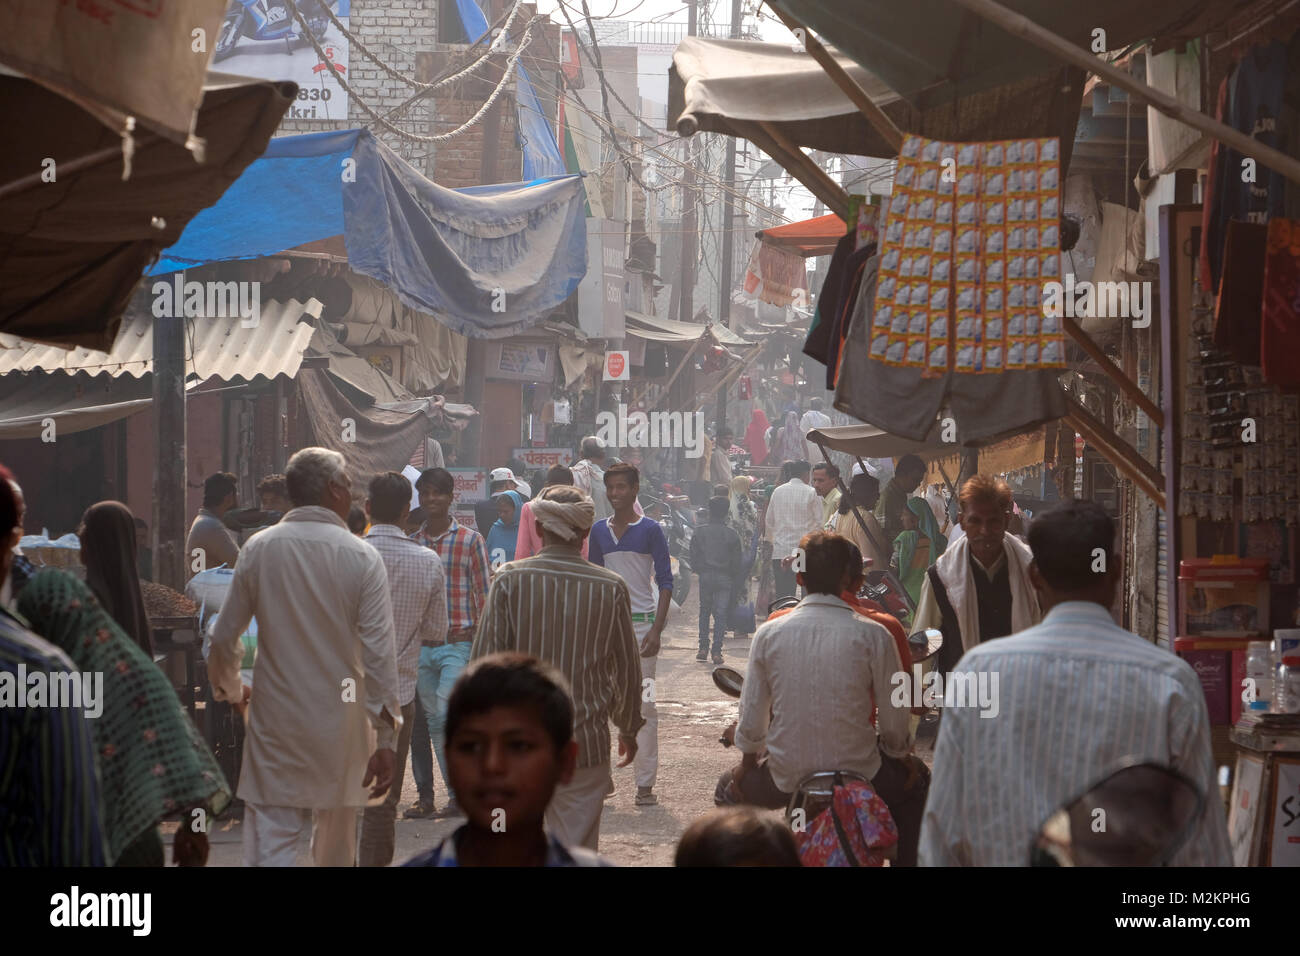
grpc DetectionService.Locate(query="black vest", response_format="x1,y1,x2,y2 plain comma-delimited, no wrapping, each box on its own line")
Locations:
931,553,1014,673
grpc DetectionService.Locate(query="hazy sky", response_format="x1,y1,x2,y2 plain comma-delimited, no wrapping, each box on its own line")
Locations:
533,0,796,43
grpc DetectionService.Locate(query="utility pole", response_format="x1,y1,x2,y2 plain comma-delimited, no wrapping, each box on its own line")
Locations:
715,0,742,437
152,284,187,592
678,0,697,329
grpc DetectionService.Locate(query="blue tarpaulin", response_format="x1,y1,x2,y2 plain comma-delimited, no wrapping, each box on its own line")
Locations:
454,0,564,181
150,129,588,339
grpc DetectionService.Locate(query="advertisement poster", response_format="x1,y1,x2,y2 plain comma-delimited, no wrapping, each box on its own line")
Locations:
495,342,552,380
604,350,629,381
1228,753,1264,867
215,0,350,121
447,467,488,533
512,447,576,471
1269,757,1300,867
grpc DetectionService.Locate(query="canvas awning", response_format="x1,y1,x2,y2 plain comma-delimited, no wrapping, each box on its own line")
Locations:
668,36,1083,162
151,128,589,340
807,420,1050,463
0,298,320,382
923,425,1055,484
757,213,846,258
0,1,228,150
0,374,198,440
624,310,750,346
0,72,295,350
765,0,1220,113
296,367,434,489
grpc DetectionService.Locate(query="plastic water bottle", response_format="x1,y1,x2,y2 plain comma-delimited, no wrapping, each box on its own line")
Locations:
1246,641,1274,712
1277,656,1300,715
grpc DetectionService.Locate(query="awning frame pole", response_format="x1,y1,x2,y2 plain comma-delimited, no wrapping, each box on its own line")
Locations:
946,0,1300,188
814,438,891,567
733,119,851,219
1062,315,1165,428
1064,399,1166,509
764,4,905,153
650,334,707,412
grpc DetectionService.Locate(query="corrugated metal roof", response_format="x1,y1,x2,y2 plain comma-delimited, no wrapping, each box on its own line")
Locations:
0,299,321,381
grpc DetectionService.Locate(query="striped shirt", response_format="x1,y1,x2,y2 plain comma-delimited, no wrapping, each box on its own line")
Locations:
366,524,448,706
0,608,107,866
736,594,913,792
470,547,645,768
919,601,1232,866
412,518,490,634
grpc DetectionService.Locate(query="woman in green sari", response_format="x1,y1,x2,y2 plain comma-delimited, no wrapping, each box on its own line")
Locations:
17,568,230,866
892,497,949,611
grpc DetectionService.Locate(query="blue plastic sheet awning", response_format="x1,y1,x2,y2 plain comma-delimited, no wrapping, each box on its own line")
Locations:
151,128,587,339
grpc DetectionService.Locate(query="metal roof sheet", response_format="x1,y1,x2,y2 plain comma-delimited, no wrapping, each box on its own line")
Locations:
0,298,321,381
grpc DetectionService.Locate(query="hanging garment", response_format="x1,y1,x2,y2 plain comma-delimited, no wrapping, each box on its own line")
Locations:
1261,218,1300,389
1213,221,1268,366
833,254,1066,442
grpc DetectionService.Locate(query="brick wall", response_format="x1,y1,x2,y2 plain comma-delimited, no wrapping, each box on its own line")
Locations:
272,0,559,187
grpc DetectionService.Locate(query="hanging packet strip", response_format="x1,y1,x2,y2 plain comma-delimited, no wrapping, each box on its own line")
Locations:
872,134,1066,373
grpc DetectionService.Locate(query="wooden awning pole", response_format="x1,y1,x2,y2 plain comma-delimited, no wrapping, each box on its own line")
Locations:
947,0,1300,188
763,4,905,154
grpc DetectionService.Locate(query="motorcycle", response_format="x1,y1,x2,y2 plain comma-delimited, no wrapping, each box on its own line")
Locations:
214,0,336,62
712,629,942,813
640,491,696,607
1031,760,1205,866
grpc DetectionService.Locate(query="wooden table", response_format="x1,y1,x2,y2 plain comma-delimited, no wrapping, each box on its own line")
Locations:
1228,719,1300,867
151,615,201,721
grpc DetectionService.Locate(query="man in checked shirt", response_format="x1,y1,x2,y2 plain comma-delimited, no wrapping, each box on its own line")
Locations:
359,472,447,866
411,467,490,819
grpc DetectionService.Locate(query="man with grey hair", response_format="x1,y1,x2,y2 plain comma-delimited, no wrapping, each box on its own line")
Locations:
571,436,613,521
209,447,402,867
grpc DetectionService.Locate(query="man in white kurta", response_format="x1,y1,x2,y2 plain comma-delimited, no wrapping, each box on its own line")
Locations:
209,448,401,867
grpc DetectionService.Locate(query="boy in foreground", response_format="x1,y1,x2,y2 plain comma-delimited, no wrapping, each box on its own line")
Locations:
403,653,612,867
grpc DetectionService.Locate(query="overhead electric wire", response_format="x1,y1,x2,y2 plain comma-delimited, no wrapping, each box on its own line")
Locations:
286,0,537,144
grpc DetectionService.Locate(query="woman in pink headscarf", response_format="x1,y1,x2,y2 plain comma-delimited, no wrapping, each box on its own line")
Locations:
743,409,772,465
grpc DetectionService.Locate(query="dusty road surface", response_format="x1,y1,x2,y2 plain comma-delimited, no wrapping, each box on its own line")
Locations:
186,585,935,867
194,587,750,867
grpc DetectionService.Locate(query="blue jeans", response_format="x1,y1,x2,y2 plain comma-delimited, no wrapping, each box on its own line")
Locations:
698,575,731,655
408,695,433,802
417,642,472,802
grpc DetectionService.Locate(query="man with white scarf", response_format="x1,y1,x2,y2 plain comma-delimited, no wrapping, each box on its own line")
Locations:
471,486,644,851
911,475,1041,673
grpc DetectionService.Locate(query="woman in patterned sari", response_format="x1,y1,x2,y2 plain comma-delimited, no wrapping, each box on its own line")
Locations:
18,569,230,866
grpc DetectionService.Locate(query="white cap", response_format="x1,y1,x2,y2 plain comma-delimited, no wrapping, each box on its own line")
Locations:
490,467,515,482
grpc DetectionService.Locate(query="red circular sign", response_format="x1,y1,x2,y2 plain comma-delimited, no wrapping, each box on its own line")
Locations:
607,352,626,378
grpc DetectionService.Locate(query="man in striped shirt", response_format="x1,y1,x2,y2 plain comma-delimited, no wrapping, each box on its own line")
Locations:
412,467,491,818
471,486,644,850
0,470,106,865
359,472,447,866
920,500,1232,866
589,462,673,807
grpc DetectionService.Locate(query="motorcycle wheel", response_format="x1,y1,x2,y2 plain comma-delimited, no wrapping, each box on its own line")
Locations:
213,17,242,61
